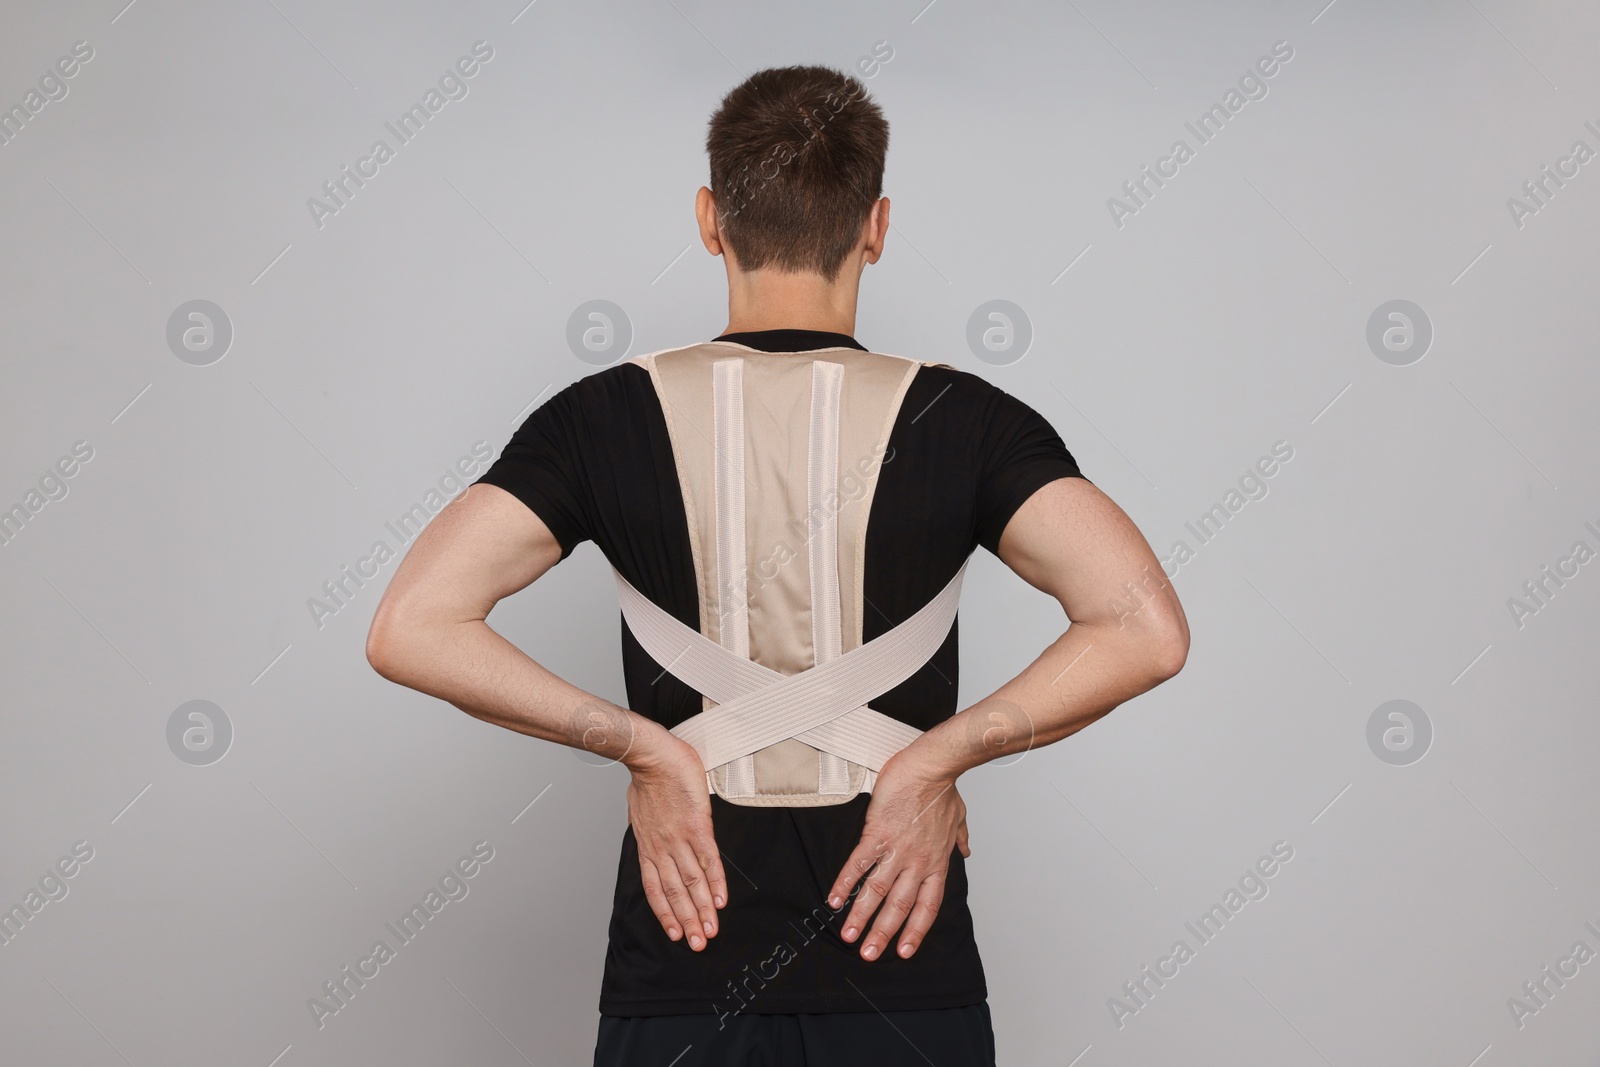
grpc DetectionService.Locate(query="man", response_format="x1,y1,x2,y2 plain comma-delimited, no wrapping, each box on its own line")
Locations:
366,65,1188,1066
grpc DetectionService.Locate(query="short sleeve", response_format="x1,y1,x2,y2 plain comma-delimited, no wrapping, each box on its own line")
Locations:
473,384,592,561
973,388,1087,556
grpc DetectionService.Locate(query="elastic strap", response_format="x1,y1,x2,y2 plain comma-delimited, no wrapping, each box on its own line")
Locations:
809,361,852,794
712,359,756,796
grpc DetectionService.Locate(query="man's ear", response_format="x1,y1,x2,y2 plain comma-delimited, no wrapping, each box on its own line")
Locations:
696,186,725,258
863,196,890,265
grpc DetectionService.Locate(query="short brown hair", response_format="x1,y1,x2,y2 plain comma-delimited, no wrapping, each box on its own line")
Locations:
705,65,888,282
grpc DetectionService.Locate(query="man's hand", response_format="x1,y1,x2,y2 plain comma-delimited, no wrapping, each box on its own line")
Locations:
626,733,728,951
826,748,970,962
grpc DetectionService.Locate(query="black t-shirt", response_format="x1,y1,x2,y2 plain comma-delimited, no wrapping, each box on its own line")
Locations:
475,328,1085,1015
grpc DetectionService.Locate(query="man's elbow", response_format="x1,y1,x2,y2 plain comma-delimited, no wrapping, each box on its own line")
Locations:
1108,601,1189,683
365,622,399,680
1145,618,1189,682
365,602,417,682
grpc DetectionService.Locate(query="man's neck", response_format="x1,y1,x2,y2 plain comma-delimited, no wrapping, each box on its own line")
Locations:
720,265,861,336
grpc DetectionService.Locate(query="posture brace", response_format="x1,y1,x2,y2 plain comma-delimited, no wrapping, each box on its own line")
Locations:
616,343,968,806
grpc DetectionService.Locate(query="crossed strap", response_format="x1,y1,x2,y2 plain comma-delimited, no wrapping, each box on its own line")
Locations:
611,556,970,777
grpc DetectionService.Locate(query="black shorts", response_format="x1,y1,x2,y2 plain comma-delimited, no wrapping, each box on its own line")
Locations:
593,1002,996,1067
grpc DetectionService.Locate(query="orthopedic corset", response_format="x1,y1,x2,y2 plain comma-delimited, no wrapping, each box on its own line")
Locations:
614,343,970,806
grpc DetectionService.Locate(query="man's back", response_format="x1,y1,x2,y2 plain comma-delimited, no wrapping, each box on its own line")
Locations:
473,327,1086,1015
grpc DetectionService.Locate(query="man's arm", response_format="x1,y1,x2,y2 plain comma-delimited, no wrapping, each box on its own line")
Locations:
364,482,727,950
919,473,1189,772
828,475,1189,961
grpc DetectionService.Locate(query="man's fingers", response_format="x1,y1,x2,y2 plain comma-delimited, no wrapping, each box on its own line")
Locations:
700,842,729,910
828,836,892,912
656,852,709,950
826,844,871,911
638,856,682,942
673,841,719,940
859,867,921,961
892,871,948,959
956,822,971,858
839,847,900,945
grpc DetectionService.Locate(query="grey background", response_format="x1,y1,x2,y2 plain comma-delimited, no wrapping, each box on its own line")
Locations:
2,0,1596,1063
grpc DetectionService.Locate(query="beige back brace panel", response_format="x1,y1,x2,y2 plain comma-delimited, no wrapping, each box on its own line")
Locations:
615,342,969,807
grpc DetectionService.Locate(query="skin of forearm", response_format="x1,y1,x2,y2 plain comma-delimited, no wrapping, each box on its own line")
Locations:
896,617,1181,784
368,610,679,773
